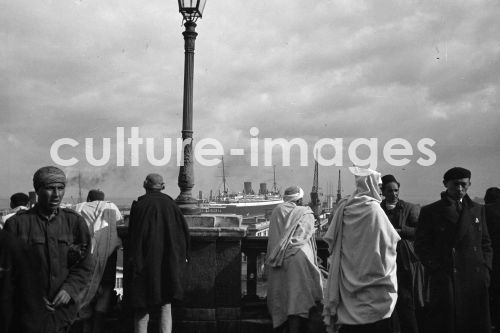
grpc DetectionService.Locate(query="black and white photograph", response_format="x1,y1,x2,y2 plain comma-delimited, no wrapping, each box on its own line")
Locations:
1,0,499,332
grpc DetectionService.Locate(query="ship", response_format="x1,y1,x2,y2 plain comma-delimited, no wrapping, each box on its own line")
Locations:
199,159,283,217
199,192,283,217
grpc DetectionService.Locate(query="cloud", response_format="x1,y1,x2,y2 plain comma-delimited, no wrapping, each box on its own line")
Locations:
1,0,499,205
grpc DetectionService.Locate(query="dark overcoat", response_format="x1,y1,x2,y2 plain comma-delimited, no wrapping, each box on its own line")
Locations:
4,207,93,332
125,192,190,309
382,199,425,303
0,230,45,333
486,202,500,290
415,193,492,333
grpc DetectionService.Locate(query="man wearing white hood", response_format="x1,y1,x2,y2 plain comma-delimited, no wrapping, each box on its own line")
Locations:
323,168,400,333
266,185,324,333
74,189,122,333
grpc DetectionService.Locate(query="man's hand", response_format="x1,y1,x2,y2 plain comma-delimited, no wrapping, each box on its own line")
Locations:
52,289,71,307
43,297,55,312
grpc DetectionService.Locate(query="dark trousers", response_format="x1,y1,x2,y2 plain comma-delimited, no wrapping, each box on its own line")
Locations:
491,286,500,333
392,285,420,333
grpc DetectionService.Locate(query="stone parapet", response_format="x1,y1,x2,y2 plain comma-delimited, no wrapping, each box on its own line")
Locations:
185,213,242,228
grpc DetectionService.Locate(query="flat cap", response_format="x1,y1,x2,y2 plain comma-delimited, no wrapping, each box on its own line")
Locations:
443,167,471,181
381,174,400,187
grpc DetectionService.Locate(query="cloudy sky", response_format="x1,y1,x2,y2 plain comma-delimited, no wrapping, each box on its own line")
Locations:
1,0,499,206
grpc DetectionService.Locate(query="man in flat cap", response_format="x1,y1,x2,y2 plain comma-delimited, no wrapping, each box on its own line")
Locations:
380,174,423,333
4,166,93,333
125,174,190,333
415,167,492,333
266,185,323,333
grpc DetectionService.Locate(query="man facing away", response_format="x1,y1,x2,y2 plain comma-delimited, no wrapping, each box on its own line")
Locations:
73,189,122,333
323,167,400,333
380,174,424,333
1,192,30,228
415,167,492,333
125,174,190,333
4,166,93,333
266,185,323,333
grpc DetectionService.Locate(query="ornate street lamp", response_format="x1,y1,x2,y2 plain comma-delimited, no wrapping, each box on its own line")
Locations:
176,0,207,214
178,0,207,22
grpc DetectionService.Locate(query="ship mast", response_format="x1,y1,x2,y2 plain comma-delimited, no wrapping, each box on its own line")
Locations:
78,172,82,203
310,157,321,223
336,169,342,203
221,156,228,196
272,165,279,194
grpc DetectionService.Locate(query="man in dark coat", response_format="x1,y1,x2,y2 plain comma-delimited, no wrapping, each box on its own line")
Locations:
380,174,423,333
485,187,500,332
415,167,492,333
0,229,45,333
4,166,93,333
125,173,190,333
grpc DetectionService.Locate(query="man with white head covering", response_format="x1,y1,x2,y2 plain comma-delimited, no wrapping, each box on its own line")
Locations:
266,185,323,333
74,189,123,333
323,167,400,333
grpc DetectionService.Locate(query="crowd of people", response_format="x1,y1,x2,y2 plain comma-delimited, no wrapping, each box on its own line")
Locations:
267,166,496,333
0,164,498,333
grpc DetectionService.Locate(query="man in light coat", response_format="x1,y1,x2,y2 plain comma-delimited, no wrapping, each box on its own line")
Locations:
266,185,323,333
323,168,400,333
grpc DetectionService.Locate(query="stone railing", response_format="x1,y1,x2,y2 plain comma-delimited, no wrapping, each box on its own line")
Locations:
115,214,329,333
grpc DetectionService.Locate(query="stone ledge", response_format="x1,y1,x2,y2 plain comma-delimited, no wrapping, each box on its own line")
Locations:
188,226,247,239
185,214,242,228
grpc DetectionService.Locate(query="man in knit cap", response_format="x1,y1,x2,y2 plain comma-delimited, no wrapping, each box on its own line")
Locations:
4,166,93,333
415,167,492,333
266,185,323,333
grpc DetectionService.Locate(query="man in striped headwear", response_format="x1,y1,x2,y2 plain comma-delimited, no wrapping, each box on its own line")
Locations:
4,166,93,333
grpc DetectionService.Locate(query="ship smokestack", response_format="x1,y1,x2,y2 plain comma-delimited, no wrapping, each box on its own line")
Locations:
244,181,254,195
259,183,267,195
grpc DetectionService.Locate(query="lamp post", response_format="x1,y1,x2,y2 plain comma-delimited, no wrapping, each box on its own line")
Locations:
176,0,207,215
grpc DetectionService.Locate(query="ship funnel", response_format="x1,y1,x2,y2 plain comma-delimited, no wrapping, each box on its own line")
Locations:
259,183,267,195
244,181,253,195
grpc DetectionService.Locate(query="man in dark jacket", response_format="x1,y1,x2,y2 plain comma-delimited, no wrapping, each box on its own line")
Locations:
125,173,190,333
4,166,93,333
485,187,500,332
415,167,492,333
0,229,45,333
380,174,423,333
